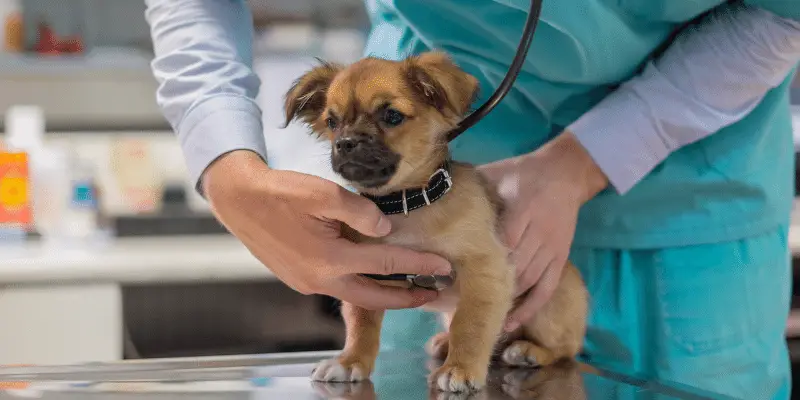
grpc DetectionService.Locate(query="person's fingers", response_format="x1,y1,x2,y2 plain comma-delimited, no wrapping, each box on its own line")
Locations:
337,241,452,276
510,226,547,296
505,260,562,332
514,248,550,297
515,262,541,298
338,275,439,310
511,238,538,278
317,185,392,238
504,213,529,251
510,227,540,277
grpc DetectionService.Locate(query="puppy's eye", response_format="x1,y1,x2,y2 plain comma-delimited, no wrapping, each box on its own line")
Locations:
382,109,405,127
326,117,337,130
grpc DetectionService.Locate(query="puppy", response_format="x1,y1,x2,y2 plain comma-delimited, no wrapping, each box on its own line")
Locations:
282,51,588,393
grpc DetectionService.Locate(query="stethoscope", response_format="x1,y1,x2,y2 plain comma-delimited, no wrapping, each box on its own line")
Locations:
364,0,544,291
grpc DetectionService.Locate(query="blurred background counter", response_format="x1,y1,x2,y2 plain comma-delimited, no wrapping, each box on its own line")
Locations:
0,235,280,366
0,234,346,367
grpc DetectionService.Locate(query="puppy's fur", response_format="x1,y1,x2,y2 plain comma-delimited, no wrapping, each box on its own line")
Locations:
283,52,588,393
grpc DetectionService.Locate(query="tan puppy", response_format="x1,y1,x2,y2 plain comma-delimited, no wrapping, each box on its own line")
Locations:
283,51,588,393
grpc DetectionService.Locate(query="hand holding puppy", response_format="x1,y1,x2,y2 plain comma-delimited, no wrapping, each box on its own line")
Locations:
202,150,452,310
479,131,608,331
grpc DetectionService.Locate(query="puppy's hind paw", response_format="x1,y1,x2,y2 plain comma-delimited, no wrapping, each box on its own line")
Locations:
429,363,485,393
501,340,547,368
311,358,370,382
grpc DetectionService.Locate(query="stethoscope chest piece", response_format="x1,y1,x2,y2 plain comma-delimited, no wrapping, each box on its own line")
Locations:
362,270,456,291
409,270,456,291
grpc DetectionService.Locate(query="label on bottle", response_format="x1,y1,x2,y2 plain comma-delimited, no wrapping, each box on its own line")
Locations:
0,152,31,229
71,181,97,209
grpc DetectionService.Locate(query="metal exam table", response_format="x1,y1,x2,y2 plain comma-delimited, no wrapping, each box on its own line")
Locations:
0,350,739,399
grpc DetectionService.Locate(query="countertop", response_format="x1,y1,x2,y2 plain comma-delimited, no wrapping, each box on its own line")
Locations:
0,236,272,285
0,350,736,400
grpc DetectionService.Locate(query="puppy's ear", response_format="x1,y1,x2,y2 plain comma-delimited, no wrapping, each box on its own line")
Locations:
283,59,342,128
404,51,479,118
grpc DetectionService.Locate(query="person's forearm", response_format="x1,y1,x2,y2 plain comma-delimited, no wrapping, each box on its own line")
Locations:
568,3,800,195
145,0,267,195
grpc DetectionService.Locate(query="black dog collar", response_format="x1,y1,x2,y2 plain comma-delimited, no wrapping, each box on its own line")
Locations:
361,163,453,216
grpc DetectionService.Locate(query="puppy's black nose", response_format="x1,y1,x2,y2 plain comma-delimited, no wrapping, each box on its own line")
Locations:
334,133,373,156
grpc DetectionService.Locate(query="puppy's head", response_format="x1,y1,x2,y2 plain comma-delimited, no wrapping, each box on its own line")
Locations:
283,52,478,194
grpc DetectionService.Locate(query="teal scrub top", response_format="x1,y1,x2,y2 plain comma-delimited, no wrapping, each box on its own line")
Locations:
362,0,799,249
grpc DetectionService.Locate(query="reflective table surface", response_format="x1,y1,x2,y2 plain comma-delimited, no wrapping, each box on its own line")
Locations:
0,350,737,400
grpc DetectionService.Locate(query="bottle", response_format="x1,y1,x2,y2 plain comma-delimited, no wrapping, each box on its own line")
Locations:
0,151,29,244
4,105,68,240
33,145,70,241
0,0,21,53
3,12,22,52
58,154,111,248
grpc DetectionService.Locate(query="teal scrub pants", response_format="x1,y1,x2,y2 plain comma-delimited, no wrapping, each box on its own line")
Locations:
379,224,792,399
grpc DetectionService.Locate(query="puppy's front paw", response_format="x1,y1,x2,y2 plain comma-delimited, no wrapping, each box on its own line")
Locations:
500,340,544,367
310,380,375,398
311,358,370,382
429,363,486,393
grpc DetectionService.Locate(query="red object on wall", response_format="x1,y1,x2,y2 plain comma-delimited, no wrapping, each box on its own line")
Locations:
34,21,84,55
56,36,83,53
33,22,57,54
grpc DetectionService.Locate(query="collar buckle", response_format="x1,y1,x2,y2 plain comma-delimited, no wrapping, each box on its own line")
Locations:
401,189,409,217
431,167,453,194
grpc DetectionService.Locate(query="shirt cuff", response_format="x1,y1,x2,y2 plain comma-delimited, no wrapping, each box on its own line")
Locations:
568,86,670,195
178,95,267,196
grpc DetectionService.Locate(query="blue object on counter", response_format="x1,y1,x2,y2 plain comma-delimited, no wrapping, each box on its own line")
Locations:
70,181,97,208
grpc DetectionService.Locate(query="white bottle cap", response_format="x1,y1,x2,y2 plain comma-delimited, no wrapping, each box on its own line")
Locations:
5,105,45,151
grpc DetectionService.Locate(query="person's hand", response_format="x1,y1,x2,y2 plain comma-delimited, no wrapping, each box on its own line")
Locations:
478,132,608,331
202,150,452,310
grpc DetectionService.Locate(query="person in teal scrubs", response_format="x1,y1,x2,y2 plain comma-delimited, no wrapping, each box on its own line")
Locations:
145,0,800,398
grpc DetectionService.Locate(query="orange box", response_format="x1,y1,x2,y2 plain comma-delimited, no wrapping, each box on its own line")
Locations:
0,381,29,390
0,152,31,227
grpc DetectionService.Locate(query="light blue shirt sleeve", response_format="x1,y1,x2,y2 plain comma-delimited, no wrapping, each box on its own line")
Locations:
144,0,267,195
569,4,800,195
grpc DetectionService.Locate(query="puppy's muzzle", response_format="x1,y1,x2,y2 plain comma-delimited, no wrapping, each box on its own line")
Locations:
332,133,400,188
